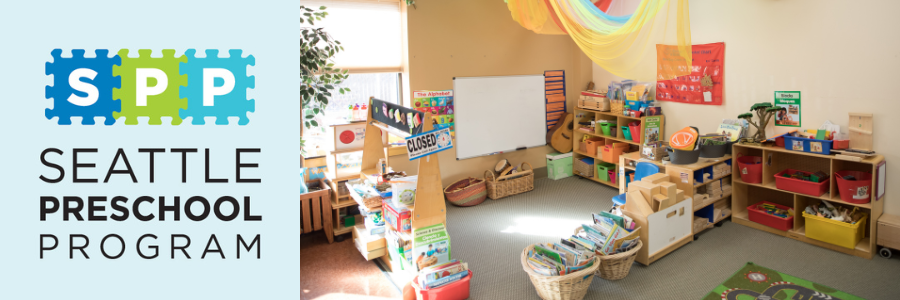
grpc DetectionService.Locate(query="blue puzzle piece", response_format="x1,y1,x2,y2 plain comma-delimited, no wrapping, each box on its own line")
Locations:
45,49,121,125
178,49,255,125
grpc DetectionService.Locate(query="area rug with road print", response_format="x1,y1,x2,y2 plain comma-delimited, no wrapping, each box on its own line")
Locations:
704,262,863,300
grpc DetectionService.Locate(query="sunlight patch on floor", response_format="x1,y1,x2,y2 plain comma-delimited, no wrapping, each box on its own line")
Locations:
500,216,587,237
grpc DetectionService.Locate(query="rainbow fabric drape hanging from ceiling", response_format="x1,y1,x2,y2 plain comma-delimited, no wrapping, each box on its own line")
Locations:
507,0,691,81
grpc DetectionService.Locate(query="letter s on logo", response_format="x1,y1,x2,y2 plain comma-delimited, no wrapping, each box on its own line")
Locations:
67,68,99,106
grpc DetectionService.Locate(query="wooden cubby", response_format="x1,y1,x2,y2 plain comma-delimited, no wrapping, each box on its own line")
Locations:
619,151,734,236
731,143,885,259
572,107,655,188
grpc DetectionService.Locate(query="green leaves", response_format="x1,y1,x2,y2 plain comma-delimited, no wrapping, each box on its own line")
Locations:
300,5,348,131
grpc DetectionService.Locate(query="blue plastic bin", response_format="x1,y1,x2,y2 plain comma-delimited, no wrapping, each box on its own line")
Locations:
783,136,833,154
613,193,627,206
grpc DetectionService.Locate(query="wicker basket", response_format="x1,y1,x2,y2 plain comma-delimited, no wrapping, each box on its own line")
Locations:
573,228,641,280
521,245,600,300
484,162,534,200
444,177,487,207
610,99,624,115
573,158,593,178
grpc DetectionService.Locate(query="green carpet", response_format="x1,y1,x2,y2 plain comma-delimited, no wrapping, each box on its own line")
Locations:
705,262,863,300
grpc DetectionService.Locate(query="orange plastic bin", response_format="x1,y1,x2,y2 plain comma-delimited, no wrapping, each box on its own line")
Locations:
602,143,629,164
585,137,605,157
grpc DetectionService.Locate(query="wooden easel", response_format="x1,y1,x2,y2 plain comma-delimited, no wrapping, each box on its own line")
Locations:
358,97,447,268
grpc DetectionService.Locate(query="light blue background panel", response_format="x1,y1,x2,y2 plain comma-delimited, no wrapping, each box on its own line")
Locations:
0,0,301,298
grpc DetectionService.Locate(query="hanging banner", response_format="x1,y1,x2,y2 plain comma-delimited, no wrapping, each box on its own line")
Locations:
656,42,725,105
406,128,454,160
774,91,801,127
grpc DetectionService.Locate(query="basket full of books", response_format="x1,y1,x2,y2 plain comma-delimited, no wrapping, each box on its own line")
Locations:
522,244,600,300
574,211,642,280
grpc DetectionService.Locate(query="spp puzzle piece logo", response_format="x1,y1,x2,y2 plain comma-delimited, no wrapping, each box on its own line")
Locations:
45,49,255,125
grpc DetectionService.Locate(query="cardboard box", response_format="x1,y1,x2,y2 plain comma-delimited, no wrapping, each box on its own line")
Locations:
546,152,574,180
628,181,660,204
626,191,655,217
383,200,411,234
653,194,674,211
658,182,677,199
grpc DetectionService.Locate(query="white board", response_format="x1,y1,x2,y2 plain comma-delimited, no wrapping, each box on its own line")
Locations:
453,75,546,160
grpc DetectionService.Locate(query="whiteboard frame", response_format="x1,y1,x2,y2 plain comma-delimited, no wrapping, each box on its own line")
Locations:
452,75,547,160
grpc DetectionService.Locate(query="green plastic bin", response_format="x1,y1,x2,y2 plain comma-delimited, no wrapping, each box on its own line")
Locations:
596,162,615,182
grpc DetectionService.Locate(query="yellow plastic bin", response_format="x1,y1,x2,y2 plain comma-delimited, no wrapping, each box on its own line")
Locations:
803,211,867,249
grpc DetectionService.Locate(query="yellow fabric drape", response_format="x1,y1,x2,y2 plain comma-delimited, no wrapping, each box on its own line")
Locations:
507,0,691,81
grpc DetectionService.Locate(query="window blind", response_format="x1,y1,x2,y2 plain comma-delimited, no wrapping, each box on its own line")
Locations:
302,0,402,73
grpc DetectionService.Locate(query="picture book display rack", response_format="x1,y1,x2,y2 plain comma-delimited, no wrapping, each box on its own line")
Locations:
357,98,447,267
730,143,885,259
572,107,664,188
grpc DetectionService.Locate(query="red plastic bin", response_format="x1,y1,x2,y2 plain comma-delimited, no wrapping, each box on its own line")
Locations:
736,154,763,184
412,270,473,300
774,169,829,196
629,122,641,143
747,201,794,231
834,170,872,204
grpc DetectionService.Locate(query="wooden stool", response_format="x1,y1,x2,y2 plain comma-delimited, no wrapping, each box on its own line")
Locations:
300,179,334,243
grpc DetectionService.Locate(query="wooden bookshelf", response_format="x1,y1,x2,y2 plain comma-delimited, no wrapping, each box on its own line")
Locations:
572,108,655,189
731,143,885,259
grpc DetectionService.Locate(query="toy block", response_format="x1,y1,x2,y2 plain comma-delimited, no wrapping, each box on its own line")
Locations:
675,189,685,202
658,181,677,199
653,194,674,211
625,191,655,217
641,173,669,185
628,181,660,204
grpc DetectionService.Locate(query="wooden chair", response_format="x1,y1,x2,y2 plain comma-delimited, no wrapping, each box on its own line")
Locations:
300,179,334,243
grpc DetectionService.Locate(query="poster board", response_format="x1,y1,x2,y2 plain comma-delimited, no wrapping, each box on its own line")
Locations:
656,42,725,105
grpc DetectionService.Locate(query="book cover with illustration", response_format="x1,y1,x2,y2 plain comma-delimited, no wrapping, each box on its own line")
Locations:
412,223,451,271
717,123,742,142
413,90,455,136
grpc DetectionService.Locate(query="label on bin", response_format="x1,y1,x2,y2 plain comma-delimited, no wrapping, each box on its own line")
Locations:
742,168,748,175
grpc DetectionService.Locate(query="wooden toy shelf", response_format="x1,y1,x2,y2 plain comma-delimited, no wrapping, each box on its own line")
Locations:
571,108,653,188
619,151,734,236
730,143,885,259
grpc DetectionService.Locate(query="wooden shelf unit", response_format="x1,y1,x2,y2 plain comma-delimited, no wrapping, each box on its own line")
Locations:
572,108,648,188
731,143,885,259
619,151,734,236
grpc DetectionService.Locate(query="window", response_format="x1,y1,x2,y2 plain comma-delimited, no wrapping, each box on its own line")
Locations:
301,0,406,158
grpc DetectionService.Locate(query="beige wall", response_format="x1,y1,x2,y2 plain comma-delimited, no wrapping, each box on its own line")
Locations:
392,0,593,185
593,0,900,214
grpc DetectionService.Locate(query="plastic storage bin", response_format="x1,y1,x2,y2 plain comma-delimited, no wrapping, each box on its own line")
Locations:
602,143,629,164
667,148,701,165
747,201,794,231
586,138,605,157
783,135,833,154
834,170,872,204
774,169,829,197
621,126,632,141
629,122,641,143
804,211,867,249
599,122,615,136
737,154,763,183
412,270,473,300
596,162,616,182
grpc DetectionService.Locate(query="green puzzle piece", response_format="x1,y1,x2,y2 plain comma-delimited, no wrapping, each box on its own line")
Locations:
113,49,187,125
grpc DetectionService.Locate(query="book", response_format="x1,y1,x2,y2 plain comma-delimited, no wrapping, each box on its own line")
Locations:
419,261,468,288
599,211,625,228
412,223,451,271
426,270,470,289
717,123,742,142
